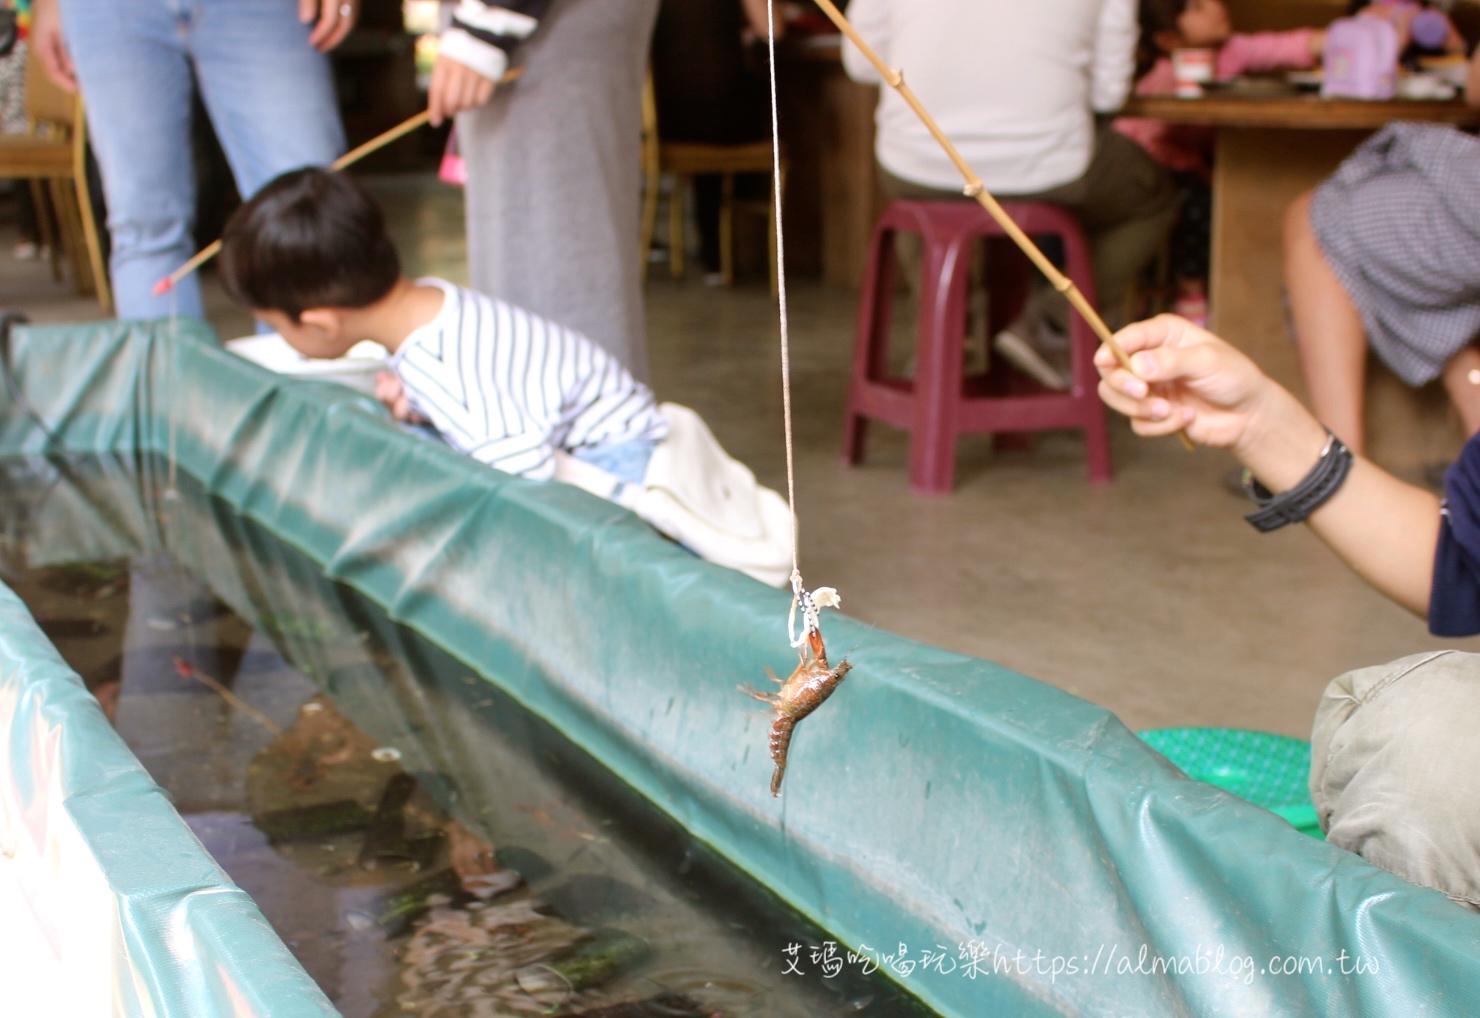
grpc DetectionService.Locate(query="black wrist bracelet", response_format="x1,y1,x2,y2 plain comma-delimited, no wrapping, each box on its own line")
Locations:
1242,430,1354,533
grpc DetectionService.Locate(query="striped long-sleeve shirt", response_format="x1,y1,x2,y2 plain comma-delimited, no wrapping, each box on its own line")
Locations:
440,0,551,83
392,279,668,480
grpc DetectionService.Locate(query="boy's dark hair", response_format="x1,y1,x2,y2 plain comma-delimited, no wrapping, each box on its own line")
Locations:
219,167,400,320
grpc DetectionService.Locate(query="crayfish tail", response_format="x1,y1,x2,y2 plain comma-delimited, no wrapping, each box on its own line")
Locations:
768,715,796,797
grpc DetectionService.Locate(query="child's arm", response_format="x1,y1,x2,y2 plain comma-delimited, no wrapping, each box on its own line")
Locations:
1215,29,1324,81
1096,316,1442,617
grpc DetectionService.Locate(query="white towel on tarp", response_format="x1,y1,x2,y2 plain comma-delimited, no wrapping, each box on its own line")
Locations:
553,403,793,587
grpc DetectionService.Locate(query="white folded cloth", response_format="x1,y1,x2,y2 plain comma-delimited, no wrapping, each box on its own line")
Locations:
554,403,793,587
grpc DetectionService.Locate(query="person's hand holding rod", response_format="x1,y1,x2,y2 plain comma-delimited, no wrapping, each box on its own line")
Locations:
1096,316,1441,614
428,54,500,127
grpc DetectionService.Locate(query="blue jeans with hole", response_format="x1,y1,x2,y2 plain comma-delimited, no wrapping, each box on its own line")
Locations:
59,0,345,320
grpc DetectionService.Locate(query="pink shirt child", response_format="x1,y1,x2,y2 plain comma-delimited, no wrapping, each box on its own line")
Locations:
1114,29,1321,174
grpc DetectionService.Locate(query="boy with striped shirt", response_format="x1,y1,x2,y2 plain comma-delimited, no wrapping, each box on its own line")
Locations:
222,167,666,487
219,167,790,586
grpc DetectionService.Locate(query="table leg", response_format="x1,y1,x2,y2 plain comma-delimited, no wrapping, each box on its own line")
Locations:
1209,127,1367,393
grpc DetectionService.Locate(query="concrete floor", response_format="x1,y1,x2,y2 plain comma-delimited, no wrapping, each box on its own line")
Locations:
9,173,1477,739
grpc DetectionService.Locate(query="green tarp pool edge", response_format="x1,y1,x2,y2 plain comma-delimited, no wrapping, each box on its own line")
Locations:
3,318,1479,1017
0,571,335,1016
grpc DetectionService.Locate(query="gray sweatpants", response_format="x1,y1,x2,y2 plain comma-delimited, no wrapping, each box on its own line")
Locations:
458,0,658,381
1311,650,1480,910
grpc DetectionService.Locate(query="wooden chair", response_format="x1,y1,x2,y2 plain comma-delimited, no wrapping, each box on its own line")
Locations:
639,74,782,295
0,58,110,313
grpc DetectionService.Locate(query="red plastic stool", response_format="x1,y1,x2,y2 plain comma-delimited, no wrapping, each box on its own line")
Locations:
842,200,1112,493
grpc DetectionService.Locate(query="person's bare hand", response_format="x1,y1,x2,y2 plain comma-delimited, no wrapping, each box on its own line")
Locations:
428,55,498,127
1095,314,1274,451
375,370,428,424
299,0,358,53
30,0,77,94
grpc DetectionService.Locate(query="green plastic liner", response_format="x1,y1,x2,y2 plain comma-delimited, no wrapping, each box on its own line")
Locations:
0,564,335,1014
3,318,1480,1017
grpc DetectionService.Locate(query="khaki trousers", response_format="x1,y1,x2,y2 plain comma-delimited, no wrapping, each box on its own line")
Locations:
1311,650,1480,910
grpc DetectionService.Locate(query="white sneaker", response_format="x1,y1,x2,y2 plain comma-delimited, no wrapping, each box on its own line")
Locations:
993,327,1069,390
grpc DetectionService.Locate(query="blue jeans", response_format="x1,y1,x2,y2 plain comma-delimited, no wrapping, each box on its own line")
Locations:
59,0,345,319
572,438,657,486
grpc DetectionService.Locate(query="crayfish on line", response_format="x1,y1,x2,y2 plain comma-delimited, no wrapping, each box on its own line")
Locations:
742,626,852,796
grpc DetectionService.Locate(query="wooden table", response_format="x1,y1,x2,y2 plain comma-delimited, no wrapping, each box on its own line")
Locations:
1121,92,1480,469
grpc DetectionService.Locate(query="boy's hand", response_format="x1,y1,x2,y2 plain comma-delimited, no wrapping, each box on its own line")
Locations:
1095,315,1275,453
428,55,499,127
375,371,429,425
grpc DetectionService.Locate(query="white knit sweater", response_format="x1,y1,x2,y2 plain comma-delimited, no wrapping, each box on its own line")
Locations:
842,0,1138,195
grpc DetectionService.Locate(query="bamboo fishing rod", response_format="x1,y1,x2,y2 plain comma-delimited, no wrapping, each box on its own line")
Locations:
153,66,526,297
812,0,1195,450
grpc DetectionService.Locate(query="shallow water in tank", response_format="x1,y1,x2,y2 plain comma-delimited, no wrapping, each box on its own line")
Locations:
0,454,936,1018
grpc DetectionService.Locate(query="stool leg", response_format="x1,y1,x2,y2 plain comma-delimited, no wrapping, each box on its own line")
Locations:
669,174,686,281
50,178,90,296
843,227,897,466
909,232,971,494
28,179,60,283
720,173,735,286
